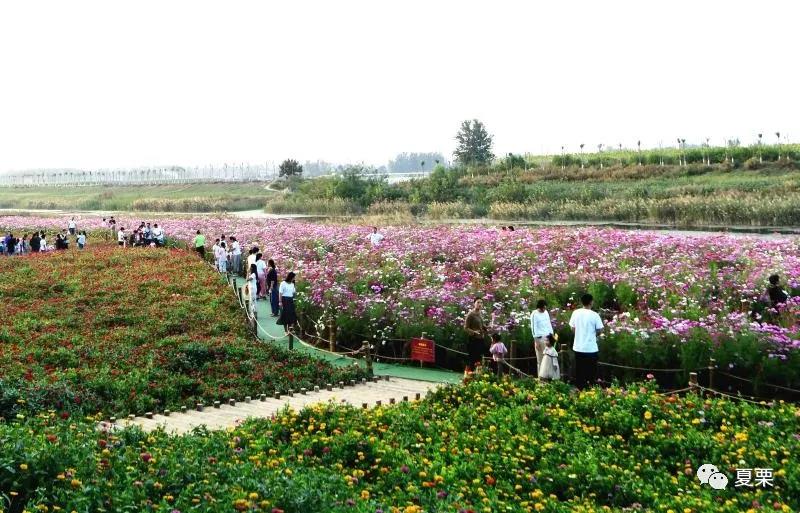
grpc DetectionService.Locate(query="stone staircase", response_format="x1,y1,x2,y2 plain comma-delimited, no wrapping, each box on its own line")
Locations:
109,377,441,434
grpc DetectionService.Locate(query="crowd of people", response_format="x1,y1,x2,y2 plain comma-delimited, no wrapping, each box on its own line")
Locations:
465,274,792,389
2,220,89,255
105,217,166,247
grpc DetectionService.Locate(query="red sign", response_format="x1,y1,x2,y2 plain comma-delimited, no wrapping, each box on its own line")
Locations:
410,338,435,363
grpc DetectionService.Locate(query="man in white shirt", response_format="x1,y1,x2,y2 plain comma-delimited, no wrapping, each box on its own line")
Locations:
569,293,604,390
530,299,554,376
151,224,165,246
229,237,242,275
369,226,384,246
117,227,126,247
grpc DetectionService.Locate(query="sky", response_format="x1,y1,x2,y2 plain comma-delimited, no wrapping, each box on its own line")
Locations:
0,0,798,173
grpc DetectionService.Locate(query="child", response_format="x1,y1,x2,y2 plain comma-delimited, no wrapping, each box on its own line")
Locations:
489,333,508,377
246,263,258,316
538,335,560,381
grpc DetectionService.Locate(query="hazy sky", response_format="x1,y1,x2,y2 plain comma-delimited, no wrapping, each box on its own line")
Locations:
1,1,798,173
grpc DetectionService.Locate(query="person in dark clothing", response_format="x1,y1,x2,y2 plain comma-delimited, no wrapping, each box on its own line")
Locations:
267,259,279,316
30,233,41,252
767,274,789,307
463,297,488,370
6,233,17,255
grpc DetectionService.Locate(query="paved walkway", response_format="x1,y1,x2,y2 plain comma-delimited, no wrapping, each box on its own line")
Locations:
106,274,460,433
231,276,462,384
116,377,439,434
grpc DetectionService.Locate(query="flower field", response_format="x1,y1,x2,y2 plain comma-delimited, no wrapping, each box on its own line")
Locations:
0,245,363,418
1,376,798,512
2,215,799,392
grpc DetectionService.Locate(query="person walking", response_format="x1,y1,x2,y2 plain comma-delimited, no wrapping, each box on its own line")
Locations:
569,293,604,390
246,263,258,317
531,299,554,377
77,231,87,250
463,297,488,371
229,237,242,275
256,253,267,299
194,230,206,259
277,272,298,334
68,217,77,236
489,333,508,377
267,259,279,316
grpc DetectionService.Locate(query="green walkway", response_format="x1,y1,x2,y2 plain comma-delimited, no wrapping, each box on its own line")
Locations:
232,277,461,384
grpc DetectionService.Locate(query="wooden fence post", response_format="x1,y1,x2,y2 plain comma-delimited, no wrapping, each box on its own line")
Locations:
559,344,568,382
708,358,716,391
328,316,336,353
363,340,373,377
689,372,698,391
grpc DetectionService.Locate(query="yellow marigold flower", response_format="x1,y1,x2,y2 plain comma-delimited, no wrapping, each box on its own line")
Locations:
644,411,652,420
361,490,370,500
248,493,259,500
70,479,82,489
19,464,28,471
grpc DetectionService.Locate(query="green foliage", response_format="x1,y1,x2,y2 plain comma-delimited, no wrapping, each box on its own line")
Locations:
1,378,798,513
279,159,303,178
453,119,495,166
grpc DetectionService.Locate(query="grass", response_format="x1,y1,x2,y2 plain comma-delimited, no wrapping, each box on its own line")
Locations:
0,183,275,212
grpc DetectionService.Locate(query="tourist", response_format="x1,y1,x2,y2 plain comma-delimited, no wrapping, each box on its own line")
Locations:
77,231,87,250
143,223,152,240
117,227,126,247
569,293,604,390
61,230,70,250
489,333,508,376
229,237,242,275
217,242,228,273
5,233,17,255
530,299,554,377
277,271,298,334
108,216,116,235
68,217,77,236
538,335,560,381
256,253,267,299
246,263,258,316
766,274,789,307
507,225,515,231
194,230,206,259
18,234,28,255
152,223,165,246
30,232,41,253
212,239,225,272
39,232,48,252
267,258,279,316
246,247,258,281
463,297,488,370
369,226,384,246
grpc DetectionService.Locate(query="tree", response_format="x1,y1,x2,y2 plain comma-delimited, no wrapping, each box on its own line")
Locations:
279,159,303,178
453,119,494,166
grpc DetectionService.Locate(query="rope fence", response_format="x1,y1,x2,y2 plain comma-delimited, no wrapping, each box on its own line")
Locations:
213,265,799,403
